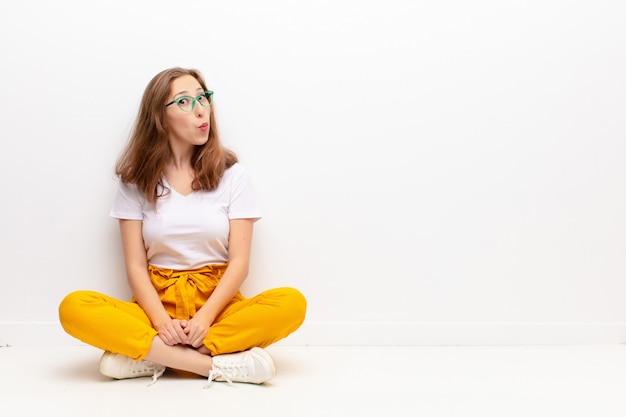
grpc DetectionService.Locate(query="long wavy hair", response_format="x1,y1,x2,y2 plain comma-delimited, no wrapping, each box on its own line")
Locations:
115,67,237,204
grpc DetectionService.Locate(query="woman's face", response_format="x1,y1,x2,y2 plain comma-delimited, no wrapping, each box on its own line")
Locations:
164,74,211,150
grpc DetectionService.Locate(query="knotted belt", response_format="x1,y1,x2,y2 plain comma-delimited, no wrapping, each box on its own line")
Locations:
147,263,228,320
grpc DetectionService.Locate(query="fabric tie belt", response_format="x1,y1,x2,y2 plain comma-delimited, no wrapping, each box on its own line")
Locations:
147,264,228,320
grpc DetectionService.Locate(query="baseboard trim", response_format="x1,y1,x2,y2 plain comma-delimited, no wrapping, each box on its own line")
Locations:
275,321,626,346
2,320,626,347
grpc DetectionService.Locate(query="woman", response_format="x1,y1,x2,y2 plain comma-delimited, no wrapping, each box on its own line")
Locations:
59,67,307,388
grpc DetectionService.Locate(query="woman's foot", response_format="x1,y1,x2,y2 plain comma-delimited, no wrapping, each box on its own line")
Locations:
205,347,276,388
99,351,166,386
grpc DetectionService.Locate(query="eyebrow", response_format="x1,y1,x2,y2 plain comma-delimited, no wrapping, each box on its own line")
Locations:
171,87,204,99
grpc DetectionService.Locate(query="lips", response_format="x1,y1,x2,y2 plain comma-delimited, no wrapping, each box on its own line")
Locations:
199,122,209,132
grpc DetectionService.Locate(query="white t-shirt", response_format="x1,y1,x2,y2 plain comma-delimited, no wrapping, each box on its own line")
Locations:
110,163,261,270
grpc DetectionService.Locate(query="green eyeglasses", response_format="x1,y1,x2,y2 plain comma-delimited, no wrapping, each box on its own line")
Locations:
165,91,214,112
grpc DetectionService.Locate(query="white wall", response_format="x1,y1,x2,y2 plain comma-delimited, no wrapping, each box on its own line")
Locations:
1,0,626,346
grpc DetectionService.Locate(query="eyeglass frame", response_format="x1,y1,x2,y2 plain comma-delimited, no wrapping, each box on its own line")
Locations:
165,90,214,112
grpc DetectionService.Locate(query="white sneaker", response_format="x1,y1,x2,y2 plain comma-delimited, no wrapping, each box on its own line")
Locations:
205,347,276,388
99,352,166,386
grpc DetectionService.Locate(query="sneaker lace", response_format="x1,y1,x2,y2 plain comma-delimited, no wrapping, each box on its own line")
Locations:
204,359,248,389
204,368,230,388
145,362,166,387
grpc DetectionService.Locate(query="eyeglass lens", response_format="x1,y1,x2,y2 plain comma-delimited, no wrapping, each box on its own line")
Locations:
176,92,213,111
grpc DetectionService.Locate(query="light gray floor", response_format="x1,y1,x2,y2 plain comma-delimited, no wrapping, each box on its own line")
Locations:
2,344,626,417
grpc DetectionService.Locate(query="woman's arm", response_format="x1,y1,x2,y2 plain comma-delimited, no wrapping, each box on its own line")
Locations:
185,218,255,347
119,219,188,345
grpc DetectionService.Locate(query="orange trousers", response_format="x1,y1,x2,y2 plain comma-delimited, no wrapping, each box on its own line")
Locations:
59,264,306,360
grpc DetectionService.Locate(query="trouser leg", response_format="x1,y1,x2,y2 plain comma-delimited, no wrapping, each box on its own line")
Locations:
58,290,158,360
204,287,307,356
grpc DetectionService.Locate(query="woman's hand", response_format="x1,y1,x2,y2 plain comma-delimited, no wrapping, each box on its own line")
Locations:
155,318,189,346
181,317,210,348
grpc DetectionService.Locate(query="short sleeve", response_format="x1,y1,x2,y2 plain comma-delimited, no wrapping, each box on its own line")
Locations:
228,164,262,221
110,181,145,220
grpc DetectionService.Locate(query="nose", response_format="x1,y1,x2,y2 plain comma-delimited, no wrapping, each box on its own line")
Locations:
193,99,208,116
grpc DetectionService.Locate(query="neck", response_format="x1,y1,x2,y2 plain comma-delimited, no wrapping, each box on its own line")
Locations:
168,142,194,170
